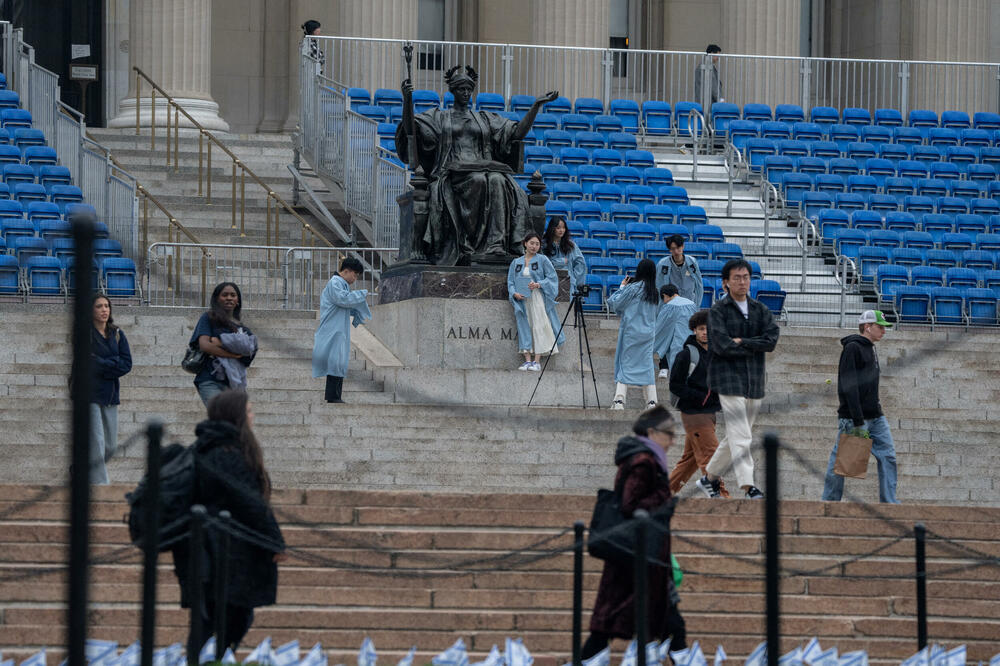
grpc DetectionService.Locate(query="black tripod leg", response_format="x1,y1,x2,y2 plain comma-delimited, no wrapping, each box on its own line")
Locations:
527,297,576,407
576,299,587,408
576,300,602,410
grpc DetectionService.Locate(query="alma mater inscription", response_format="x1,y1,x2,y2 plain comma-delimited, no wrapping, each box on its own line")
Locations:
445,326,515,341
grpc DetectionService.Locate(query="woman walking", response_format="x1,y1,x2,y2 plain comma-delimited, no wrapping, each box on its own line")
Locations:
172,389,286,656
189,282,257,405
607,258,660,409
582,404,687,658
89,293,132,484
507,232,565,371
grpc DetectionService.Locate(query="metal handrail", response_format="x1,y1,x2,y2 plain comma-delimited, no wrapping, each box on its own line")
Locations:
686,108,709,180
835,254,858,329
758,180,780,255
133,66,333,249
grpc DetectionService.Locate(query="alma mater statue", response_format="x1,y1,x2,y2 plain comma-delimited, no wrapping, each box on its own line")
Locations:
395,65,558,266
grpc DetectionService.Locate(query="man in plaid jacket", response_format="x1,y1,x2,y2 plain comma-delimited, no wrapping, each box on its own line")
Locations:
695,259,780,499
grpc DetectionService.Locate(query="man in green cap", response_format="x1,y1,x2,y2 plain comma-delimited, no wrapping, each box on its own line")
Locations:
822,310,899,503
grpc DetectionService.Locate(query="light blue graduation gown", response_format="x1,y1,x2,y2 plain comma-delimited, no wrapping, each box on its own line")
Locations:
548,243,587,293
653,296,698,367
312,275,372,378
507,253,566,351
607,281,659,385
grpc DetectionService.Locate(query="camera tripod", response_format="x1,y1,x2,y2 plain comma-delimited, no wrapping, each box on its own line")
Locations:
528,291,601,409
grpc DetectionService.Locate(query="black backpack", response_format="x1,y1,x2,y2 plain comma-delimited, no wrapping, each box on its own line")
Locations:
125,443,197,551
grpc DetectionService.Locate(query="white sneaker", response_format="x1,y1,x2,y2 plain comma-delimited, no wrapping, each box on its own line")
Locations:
528,362,542,372
647,400,657,408
658,368,669,379
611,398,625,410
518,361,531,371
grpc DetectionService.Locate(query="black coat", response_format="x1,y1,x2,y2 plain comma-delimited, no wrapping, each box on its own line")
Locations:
172,420,285,610
589,436,673,640
668,335,720,414
837,334,883,426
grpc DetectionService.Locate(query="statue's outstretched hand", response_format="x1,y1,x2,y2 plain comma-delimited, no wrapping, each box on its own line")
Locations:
535,90,560,105
401,79,414,96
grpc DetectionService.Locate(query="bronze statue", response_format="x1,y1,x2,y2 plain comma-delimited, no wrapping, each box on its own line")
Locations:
396,65,558,266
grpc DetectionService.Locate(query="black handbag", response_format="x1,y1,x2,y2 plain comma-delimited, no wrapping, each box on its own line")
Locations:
181,344,207,374
587,459,672,566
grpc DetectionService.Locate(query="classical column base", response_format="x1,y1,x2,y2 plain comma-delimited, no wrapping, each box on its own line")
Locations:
108,95,230,131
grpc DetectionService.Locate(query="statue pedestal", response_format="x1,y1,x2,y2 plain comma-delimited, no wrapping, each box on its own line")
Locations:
379,263,570,305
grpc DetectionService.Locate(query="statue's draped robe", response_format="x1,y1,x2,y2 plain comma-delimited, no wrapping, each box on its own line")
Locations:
397,107,528,265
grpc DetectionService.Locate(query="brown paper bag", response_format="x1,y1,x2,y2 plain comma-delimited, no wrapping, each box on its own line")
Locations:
834,432,873,479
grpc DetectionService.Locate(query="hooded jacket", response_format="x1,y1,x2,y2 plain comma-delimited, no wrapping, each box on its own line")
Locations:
668,334,721,414
837,334,883,426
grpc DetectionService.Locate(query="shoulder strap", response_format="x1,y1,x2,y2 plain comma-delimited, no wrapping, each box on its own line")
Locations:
686,344,699,379
613,457,633,498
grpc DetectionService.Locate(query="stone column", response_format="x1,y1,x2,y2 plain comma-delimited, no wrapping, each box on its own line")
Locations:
528,0,610,101
907,0,991,113
719,0,802,108
109,0,228,130
336,0,418,91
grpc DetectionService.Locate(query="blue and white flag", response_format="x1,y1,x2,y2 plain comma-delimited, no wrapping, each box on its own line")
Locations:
20,650,46,666
837,651,866,666
198,638,216,665
274,641,300,666
779,647,802,666
810,648,837,666
471,646,502,666
620,641,638,666
714,645,727,666
686,642,706,666
86,641,117,662
657,641,672,664
301,643,326,666
801,640,821,666
668,649,690,666
221,650,237,665
989,651,1000,666
166,644,184,666
358,638,377,666
1,659,13,666
582,648,610,666
929,646,945,664
246,638,274,666
90,648,118,666
934,646,966,666
397,647,418,666
504,638,532,666
646,642,661,666
745,643,767,666
901,647,929,666
433,639,469,666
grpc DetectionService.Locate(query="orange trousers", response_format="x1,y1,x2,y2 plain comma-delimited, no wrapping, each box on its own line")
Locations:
669,412,730,497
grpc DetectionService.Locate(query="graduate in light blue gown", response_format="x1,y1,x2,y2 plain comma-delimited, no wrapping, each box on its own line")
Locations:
607,258,660,409
653,283,699,377
312,257,372,403
542,216,587,295
507,232,565,371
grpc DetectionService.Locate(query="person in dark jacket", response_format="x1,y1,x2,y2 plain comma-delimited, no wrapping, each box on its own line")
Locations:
822,310,899,503
582,405,686,660
190,282,257,406
89,293,132,485
667,310,728,497
172,389,286,656
696,259,779,500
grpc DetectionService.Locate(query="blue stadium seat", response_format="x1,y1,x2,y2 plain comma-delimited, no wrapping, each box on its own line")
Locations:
970,198,1000,217
728,120,758,154
959,129,992,150
472,92,504,113
576,238,603,256
893,285,931,322
744,138,776,173
542,129,574,152
945,266,979,289
868,229,901,249
829,124,859,151
902,195,935,216
692,224,725,244
902,230,935,250
532,113,559,132
642,167,673,188
809,106,839,126
346,88,370,109
835,229,867,260
3,163,34,187
930,286,964,324
941,110,971,130
808,140,840,159
545,200,571,221
937,196,968,216
372,88,403,111
929,161,961,181
828,157,860,177
890,247,924,269
576,165,608,197
574,131,606,151
560,113,593,133
0,109,31,129
625,223,657,244
976,233,1000,252
861,125,892,145
543,96,572,115
909,109,939,138
964,288,998,325
572,97,603,117
624,149,655,169
879,143,909,165
840,107,870,126
760,121,790,141
847,141,877,166
897,160,929,180
557,147,589,172
794,156,827,175
885,211,918,233
13,235,46,263
643,206,675,228
742,103,772,123
911,265,944,287
509,95,535,114
710,242,743,262
949,180,982,201
818,209,850,243
609,99,640,133
925,249,958,270
13,183,46,206
591,148,624,168
656,186,689,207
966,165,996,184
658,223,689,242
752,279,786,315
928,128,959,147
911,145,943,163
641,101,671,136
609,166,642,187
0,253,18,295
610,203,642,229
893,126,923,145
775,104,804,123
571,200,603,225
581,274,606,312
675,205,707,227
587,256,620,275
643,240,669,262
863,159,895,188
858,246,890,283
973,112,1000,131
624,184,656,207
605,239,638,258
802,191,834,221
763,156,794,184
961,250,994,271
683,242,711,261
25,255,62,296
955,214,987,236
38,219,71,241
12,128,44,148
851,210,883,231
915,178,948,198
814,173,845,194
539,163,572,185
876,264,910,300
354,105,387,123
674,102,704,138
984,270,1000,294
411,90,440,114
874,108,904,127
711,102,740,138
524,145,554,172
592,183,623,213
847,174,879,196
550,181,583,202
776,139,809,158
780,173,812,210
840,193,868,215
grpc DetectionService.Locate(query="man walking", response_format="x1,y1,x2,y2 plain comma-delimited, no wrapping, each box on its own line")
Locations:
655,234,703,305
822,310,899,503
312,257,371,404
654,284,698,378
668,309,728,497
696,259,779,499
694,44,724,106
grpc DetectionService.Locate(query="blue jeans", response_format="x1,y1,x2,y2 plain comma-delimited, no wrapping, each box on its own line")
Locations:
822,415,899,503
89,403,118,485
195,379,228,406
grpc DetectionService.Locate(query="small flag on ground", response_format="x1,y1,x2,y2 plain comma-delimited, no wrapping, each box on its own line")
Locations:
301,643,326,666
686,641,706,666
471,646,502,666
221,649,237,665
901,647,929,666
274,641,300,666
745,642,767,666
714,645,727,666
398,647,418,666
656,641,672,664
433,639,469,666
246,638,274,666
990,651,1000,666
837,650,866,666
86,641,117,662
504,638,533,666
115,642,140,666
646,642,661,666
801,640,821,666
621,641,637,666
934,646,966,666
198,638,216,665
358,638,377,666
582,648,610,666
20,650,46,666
811,648,837,666
778,647,802,666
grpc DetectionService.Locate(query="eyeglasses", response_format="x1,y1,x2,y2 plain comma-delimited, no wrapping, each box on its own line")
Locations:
650,426,675,437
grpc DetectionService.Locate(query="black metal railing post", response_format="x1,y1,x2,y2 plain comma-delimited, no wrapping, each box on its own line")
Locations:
572,521,584,666
140,420,164,666
633,509,649,666
914,522,927,650
214,511,232,660
764,433,781,666
187,505,208,665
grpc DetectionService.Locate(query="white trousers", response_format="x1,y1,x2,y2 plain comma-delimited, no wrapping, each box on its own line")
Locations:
615,382,657,404
705,395,761,489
